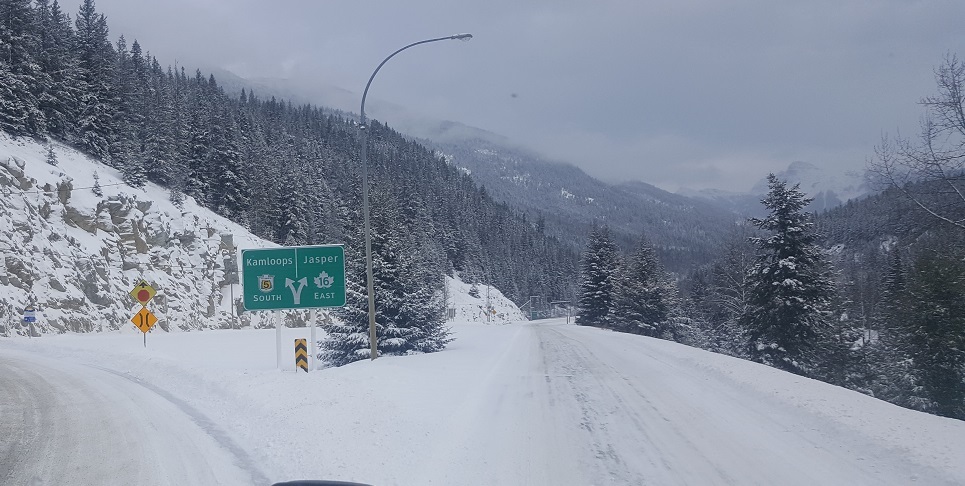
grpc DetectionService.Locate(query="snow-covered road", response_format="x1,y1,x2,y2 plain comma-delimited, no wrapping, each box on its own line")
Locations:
417,320,962,485
526,321,959,485
0,351,265,486
2,320,964,485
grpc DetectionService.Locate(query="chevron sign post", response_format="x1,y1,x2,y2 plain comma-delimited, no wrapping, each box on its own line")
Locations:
294,339,309,372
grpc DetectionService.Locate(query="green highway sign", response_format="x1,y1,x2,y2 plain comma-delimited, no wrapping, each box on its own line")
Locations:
241,245,346,311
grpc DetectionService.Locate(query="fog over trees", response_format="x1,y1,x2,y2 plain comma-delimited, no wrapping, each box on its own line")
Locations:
1,0,962,415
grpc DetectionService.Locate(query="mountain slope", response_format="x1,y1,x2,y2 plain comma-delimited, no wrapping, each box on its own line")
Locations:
430,137,740,272
0,133,275,334
212,72,739,272
0,133,523,336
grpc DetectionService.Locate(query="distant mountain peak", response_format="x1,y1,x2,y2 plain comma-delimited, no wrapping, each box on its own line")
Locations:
749,160,870,201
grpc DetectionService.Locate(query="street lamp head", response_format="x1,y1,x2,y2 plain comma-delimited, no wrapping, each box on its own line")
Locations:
451,33,473,41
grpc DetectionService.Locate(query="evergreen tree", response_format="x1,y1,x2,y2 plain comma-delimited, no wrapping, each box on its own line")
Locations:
208,105,249,219
0,0,45,135
168,184,185,209
74,0,116,159
112,36,147,188
34,0,78,138
904,250,965,419
741,174,836,376
866,249,923,408
45,144,58,165
143,62,178,185
609,236,670,336
394,233,451,354
184,70,211,202
576,225,618,327
322,190,451,366
91,170,102,196
119,151,146,187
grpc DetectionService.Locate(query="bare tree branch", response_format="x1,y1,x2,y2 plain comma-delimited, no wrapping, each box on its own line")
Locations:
869,55,965,232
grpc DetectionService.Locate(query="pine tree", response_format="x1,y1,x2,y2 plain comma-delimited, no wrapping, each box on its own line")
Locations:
74,0,117,159
904,250,965,419
169,185,185,209
322,189,450,366
741,174,836,376
208,106,249,219
45,144,58,165
184,70,212,202
576,225,618,327
0,0,45,135
609,236,670,336
34,0,78,138
91,170,102,196
867,249,924,408
144,63,178,185
112,36,147,188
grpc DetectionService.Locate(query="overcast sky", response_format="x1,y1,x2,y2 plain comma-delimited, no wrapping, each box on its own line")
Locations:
60,0,965,192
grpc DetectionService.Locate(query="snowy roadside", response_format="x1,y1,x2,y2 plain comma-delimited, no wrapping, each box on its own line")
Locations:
0,322,526,485
3,319,965,485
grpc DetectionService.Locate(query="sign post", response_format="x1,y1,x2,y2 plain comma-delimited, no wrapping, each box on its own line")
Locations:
24,305,36,338
242,245,346,371
276,311,282,370
294,339,308,372
129,280,158,347
310,309,318,370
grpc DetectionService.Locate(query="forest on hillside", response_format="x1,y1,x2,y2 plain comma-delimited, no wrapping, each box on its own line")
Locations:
0,0,579,309
570,54,965,420
2,0,963,413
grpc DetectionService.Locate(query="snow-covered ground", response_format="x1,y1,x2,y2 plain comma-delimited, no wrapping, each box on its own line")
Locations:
0,132,279,334
3,132,964,485
0,131,523,336
3,319,964,486
445,275,525,323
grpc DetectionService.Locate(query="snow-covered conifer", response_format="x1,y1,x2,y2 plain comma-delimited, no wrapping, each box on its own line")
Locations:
609,236,669,336
741,174,835,376
91,170,103,196
46,144,58,165
576,225,618,327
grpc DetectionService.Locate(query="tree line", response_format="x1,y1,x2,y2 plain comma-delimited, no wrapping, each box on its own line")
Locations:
578,173,965,421
575,55,965,421
0,0,579,365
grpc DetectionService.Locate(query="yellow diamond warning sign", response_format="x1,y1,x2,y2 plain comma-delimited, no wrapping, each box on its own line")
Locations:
131,307,158,333
129,280,156,306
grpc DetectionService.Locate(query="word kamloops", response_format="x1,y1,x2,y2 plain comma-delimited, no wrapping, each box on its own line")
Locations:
245,257,293,267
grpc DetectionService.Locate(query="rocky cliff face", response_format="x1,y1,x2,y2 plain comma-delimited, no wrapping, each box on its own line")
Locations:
0,136,277,336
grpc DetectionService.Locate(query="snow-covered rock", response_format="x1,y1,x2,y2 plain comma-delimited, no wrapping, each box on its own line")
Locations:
0,133,523,336
0,134,275,335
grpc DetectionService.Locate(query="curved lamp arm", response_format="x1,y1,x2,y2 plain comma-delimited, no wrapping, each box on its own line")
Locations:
359,34,472,127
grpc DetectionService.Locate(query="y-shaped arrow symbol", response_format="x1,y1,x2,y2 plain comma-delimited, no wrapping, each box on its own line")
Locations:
285,277,308,305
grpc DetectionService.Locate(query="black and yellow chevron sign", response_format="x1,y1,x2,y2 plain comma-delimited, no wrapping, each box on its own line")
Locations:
294,339,308,372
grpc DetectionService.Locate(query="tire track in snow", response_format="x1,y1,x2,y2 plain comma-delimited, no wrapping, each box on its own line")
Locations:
541,321,961,485
87,364,270,485
0,352,264,486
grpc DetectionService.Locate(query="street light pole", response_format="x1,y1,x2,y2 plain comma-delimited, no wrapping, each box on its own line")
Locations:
360,33,472,361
